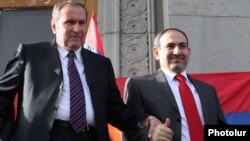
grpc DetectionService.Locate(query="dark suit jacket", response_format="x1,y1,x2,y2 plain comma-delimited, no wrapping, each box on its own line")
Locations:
124,70,227,141
0,40,146,141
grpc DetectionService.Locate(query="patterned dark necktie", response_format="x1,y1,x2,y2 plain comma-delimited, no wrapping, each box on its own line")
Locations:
175,74,203,141
67,51,86,133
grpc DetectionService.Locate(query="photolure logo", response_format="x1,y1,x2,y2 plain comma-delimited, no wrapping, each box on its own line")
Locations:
204,125,250,141
208,128,247,136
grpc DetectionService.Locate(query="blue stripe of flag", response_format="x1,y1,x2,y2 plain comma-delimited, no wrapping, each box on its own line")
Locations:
224,112,250,125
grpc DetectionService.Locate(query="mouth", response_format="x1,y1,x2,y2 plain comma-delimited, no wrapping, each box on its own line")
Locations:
172,57,183,61
70,36,82,39
69,37,82,42
171,58,184,64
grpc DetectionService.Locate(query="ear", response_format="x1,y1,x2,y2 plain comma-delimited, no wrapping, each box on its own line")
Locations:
51,20,56,34
187,47,191,55
153,47,160,61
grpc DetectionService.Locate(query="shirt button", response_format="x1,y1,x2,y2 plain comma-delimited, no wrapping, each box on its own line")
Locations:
176,118,181,123
53,106,57,111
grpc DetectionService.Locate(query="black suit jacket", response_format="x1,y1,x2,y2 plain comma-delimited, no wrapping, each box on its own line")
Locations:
0,40,146,141
124,70,227,141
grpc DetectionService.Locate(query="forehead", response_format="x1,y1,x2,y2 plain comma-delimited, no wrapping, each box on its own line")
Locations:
60,4,87,19
160,30,187,44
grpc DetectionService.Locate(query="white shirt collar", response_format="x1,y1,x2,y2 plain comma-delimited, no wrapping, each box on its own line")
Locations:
57,45,82,62
160,67,190,83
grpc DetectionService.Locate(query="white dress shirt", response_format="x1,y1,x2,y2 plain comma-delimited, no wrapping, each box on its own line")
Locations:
161,68,205,141
55,46,95,126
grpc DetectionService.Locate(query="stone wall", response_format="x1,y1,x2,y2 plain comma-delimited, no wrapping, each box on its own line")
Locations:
99,0,250,77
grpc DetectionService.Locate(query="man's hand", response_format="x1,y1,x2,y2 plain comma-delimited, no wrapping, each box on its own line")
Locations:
151,118,173,141
140,115,163,139
0,138,3,141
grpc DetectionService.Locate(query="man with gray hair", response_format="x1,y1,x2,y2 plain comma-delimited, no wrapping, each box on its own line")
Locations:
0,0,169,141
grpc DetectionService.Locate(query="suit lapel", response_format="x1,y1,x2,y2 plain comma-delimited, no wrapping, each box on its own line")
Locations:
151,70,179,112
80,48,93,89
41,39,63,81
81,48,98,110
189,77,209,124
81,49,106,135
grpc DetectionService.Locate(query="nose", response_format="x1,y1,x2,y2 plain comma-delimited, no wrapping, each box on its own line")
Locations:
173,46,182,55
73,23,82,33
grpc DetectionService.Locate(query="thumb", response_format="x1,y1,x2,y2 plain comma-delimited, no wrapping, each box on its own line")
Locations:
165,117,171,127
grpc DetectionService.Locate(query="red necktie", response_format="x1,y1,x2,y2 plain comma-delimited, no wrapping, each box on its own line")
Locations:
175,74,203,141
68,52,86,133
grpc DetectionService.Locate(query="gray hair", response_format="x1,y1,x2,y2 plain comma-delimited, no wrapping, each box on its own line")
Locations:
51,0,88,22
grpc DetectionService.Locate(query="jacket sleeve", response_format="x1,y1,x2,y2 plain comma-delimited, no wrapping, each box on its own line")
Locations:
0,44,25,140
106,59,148,132
123,77,149,140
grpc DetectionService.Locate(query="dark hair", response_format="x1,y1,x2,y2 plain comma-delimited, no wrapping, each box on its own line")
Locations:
154,28,189,48
52,0,88,21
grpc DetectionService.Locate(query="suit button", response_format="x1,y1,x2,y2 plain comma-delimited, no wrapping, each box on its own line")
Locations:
59,83,63,89
176,118,181,123
53,106,57,111
47,129,51,134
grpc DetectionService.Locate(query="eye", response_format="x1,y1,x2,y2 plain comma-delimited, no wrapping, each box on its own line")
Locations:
79,20,86,25
65,20,75,25
166,43,176,49
179,43,188,48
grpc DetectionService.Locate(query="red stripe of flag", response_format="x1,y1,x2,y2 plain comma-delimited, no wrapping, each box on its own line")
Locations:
191,72,250,113
84,12,104,55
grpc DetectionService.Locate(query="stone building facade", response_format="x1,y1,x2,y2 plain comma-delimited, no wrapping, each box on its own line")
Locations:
98,0,250,77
